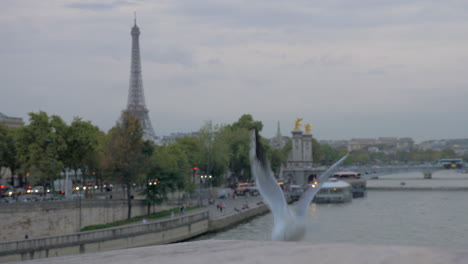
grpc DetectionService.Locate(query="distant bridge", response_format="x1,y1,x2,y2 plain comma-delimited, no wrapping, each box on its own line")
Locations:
343,165,443,180
282,163,459,185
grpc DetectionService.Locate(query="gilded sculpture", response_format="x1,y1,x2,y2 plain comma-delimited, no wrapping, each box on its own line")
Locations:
294,118,303,130
305,124,312,134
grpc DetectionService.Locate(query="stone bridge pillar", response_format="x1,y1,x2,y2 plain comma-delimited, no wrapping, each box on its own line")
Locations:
302,133,313,167
289,130,303,168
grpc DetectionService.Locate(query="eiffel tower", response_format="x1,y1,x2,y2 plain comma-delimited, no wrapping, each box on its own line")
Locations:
122,15,157,141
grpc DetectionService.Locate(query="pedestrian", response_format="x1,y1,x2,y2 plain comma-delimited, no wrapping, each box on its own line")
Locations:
180,204,185,215
220,202,224,213
24,234,28,239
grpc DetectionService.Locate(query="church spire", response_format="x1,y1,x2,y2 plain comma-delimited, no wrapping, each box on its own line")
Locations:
276,121,282,138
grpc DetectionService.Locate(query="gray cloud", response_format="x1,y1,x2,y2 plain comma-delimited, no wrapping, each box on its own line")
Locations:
170,0,468,29
1,0,468,141
144,47,195,67
66,0,136,10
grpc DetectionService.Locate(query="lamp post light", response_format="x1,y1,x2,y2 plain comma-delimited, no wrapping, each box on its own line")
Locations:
199,175,206,206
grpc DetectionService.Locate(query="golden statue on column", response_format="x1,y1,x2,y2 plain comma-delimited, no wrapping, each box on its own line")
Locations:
294,118,303,131
305,123,312,134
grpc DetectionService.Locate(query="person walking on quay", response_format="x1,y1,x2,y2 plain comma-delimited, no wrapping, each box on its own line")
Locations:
180,204,185,215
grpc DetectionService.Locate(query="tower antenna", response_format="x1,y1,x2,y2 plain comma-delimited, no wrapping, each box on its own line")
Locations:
134,11,136,25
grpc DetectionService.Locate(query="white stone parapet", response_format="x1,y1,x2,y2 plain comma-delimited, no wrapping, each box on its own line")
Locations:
13,240,467,264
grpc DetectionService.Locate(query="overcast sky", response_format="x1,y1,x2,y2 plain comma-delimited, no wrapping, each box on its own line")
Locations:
1,0,468,142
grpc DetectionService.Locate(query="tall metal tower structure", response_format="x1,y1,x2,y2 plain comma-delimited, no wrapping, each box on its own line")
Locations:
123,14,157,141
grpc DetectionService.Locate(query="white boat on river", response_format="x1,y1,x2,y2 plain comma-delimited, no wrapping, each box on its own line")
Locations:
314,179,352,203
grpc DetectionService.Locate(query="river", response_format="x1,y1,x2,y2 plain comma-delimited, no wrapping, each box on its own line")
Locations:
196,174,468,249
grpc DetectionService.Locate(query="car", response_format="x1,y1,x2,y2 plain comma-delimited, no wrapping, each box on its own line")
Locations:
32,186,45,194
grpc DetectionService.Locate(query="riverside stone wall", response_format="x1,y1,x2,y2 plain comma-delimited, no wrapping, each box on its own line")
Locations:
0,199,173,242
0,210,210,263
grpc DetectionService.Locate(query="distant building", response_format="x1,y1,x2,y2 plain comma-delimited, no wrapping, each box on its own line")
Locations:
418,139,468,154
269,121,290,149
346,137,414,152
376,137,398,146
0,112,24,129
368,146,380,153
347,138,375,152
396,138,414,151
319,140,348,149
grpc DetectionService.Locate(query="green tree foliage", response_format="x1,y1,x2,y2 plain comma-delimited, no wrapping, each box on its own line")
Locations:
0,125,19,185
198,121,230,186
231,114,263,131
64,117,101,182
175,136,202,169
311,138,321,163
319,144,347,165
143,142,193,214
16,112,67,186
104,113,145,219
222,114,264,182
268,140,292,175
83,130,107,188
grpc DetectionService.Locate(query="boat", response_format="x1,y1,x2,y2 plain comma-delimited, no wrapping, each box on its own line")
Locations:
314,179,352,203
333,171,367,198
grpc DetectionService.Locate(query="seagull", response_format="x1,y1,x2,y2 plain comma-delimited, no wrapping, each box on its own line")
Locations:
250,129,349,241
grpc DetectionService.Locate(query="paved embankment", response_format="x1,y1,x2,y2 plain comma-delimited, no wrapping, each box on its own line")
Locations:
8,240,467,264
206,196,268,231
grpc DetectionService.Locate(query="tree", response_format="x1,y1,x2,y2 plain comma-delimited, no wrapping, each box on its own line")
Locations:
311,138,321,163
0,125,20,185
223,114,264,182
64,117,100,184
143,141,193,214
104,113,145,219
83,130,107,189
198,121,230,186
268,140,291,175
319,144,347,165
16,112,67,186
231,114,263,131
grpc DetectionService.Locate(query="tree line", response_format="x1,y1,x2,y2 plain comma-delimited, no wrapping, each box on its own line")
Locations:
1,111,465,218
0,112,290,218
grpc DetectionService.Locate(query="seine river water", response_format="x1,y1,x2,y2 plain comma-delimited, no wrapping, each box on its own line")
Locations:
197,172,468,249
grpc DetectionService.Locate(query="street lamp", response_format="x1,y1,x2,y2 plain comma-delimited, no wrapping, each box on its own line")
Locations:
199,175,205,206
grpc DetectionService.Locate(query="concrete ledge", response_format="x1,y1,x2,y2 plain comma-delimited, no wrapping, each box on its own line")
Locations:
0,200,272,263
9,240,467,264
0,211,209,263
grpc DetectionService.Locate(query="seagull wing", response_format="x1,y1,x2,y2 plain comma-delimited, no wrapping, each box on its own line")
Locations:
295,153,349,217
250,130,290,222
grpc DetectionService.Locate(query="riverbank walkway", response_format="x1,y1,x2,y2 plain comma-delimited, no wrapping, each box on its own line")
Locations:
205,195,264,219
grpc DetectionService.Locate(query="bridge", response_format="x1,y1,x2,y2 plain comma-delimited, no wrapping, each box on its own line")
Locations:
282,163,460,185
344,164,443,180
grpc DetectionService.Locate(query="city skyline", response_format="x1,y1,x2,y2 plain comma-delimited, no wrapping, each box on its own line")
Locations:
1,0,468,142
